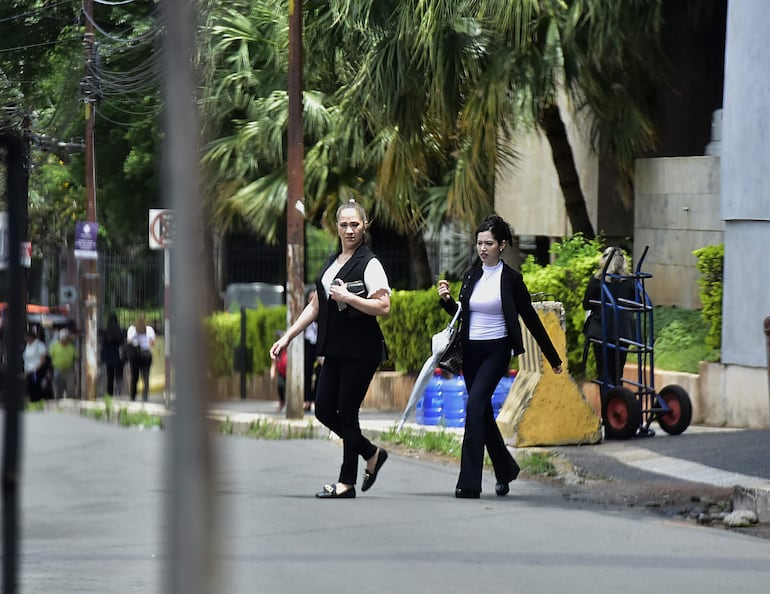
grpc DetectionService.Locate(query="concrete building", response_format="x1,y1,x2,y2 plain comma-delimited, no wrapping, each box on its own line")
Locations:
494,1,770,427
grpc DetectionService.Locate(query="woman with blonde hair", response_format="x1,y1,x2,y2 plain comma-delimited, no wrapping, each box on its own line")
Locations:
582,247,636,387
127,315,156,401
270,200,391,499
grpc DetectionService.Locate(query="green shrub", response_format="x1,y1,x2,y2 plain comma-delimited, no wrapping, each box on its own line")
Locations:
652,308,720,373
204,306,287,377
693,244,724,350
379,288,456,373
522,234,606,373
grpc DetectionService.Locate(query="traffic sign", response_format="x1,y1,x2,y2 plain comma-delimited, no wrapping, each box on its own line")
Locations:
149,209,174,250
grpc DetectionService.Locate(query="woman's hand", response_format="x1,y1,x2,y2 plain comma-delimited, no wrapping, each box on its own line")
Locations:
269,337,288,361
329,278,350,307
437,279,452,302
552,364,563,374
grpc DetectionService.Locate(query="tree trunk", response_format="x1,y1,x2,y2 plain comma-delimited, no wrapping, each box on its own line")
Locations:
541,103,595,239
408,232,434,289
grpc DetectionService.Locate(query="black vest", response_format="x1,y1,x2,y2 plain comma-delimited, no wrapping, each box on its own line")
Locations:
315,244,387,361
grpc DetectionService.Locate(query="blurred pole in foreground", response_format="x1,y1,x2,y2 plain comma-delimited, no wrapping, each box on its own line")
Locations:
286,0,305,419
161,1,215,593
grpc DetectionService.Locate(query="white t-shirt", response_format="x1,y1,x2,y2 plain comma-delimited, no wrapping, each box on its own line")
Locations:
320,258,391,300
23,338,48,374
127,325,156,352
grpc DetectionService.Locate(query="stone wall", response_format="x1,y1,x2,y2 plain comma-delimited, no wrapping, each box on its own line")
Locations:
634,156,724,309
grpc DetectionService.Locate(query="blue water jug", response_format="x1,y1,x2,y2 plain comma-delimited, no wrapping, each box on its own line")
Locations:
492,370,517,419
441,373,468,428
416,369,443,426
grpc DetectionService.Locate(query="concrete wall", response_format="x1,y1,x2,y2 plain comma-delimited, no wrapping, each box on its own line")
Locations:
634,156,724,309
720,0,770,371
495,94,599,237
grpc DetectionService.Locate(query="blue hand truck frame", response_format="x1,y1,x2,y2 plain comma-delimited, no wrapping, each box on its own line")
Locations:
587,246,692,439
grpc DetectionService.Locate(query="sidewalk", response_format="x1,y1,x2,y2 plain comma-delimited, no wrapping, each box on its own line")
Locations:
57,394,770,523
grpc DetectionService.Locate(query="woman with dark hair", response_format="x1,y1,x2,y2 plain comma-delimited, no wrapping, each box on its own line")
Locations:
101,313,125,396
437,215,563,498
270,200,391,499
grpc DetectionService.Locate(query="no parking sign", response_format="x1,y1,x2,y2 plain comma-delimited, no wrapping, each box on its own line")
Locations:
149,209,174,250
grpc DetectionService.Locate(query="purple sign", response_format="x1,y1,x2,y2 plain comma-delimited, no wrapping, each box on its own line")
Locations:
74,221,99,260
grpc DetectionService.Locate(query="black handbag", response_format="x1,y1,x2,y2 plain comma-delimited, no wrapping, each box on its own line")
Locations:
437,331,463,376
437,305,463,376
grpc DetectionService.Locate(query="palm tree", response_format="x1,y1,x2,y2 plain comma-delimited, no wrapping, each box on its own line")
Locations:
199,0,666,285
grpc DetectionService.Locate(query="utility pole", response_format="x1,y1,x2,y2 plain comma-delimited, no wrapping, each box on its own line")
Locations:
82,0,99,400
286,0,305,419
1,125,31,594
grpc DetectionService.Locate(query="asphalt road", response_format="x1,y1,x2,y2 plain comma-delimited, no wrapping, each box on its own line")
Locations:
9,412,770,594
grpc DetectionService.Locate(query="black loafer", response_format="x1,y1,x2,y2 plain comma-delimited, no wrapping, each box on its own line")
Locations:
495,482,510,496
361,448,388,492
455,488,480,499
315,484,356,499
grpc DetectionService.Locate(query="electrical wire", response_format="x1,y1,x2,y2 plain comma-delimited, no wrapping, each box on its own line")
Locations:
0,0,73,25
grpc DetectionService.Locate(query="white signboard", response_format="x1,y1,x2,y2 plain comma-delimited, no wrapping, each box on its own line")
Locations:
149,209,174,250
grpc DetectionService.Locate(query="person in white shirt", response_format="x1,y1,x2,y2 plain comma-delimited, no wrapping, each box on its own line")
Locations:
438,215,563,499
126,316,156,401
23,329,49,402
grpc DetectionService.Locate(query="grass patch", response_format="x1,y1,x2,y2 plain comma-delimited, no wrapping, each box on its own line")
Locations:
117,407,163,429
85,408,106,421
246,418,316,439
379,427,558,478
653,307,720,373
518,450,557,477
26,400,46,412
380,426,463,458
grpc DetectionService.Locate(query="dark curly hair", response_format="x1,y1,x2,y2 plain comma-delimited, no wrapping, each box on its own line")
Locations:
475,215,513,246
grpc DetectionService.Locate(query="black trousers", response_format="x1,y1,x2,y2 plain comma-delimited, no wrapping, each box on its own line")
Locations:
592,343,628,387
314,356,379,486
304,339,317,403
456,338,520,493
105,362,124,396
130,350,152,401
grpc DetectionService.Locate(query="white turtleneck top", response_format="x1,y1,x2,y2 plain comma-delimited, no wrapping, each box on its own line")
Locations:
468,261,507,340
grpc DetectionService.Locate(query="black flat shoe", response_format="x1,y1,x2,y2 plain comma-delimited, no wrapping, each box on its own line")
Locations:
495,482,510,496
361,448,388,492
315,484,356,499
455,488,480,499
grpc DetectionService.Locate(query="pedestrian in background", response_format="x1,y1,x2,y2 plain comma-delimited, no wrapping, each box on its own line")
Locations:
582,247,636,387
270,200,390,499
101,312,125,396
303,289,320,412
127,315,156,402
270,330,288,412
438,215,563,499
23,328,49,402
50,328,78,399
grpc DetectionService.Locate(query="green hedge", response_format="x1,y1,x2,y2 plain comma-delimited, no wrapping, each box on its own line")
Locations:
204,307,287,377
693,243,724,351
203,236,720,377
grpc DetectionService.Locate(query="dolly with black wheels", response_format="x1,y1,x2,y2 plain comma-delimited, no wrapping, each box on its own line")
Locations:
586,246,693,440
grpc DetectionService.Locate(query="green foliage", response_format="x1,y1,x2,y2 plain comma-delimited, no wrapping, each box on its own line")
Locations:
246,418,316,439
204,306,287,377
25,400,46,412
117,408,163,429
652,307,719,373
379,427,463,458
693,244,724,350
379,288,457,373
519,450,557,477
522,234,605,372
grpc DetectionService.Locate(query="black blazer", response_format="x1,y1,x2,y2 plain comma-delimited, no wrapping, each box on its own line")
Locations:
440,262,562,368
